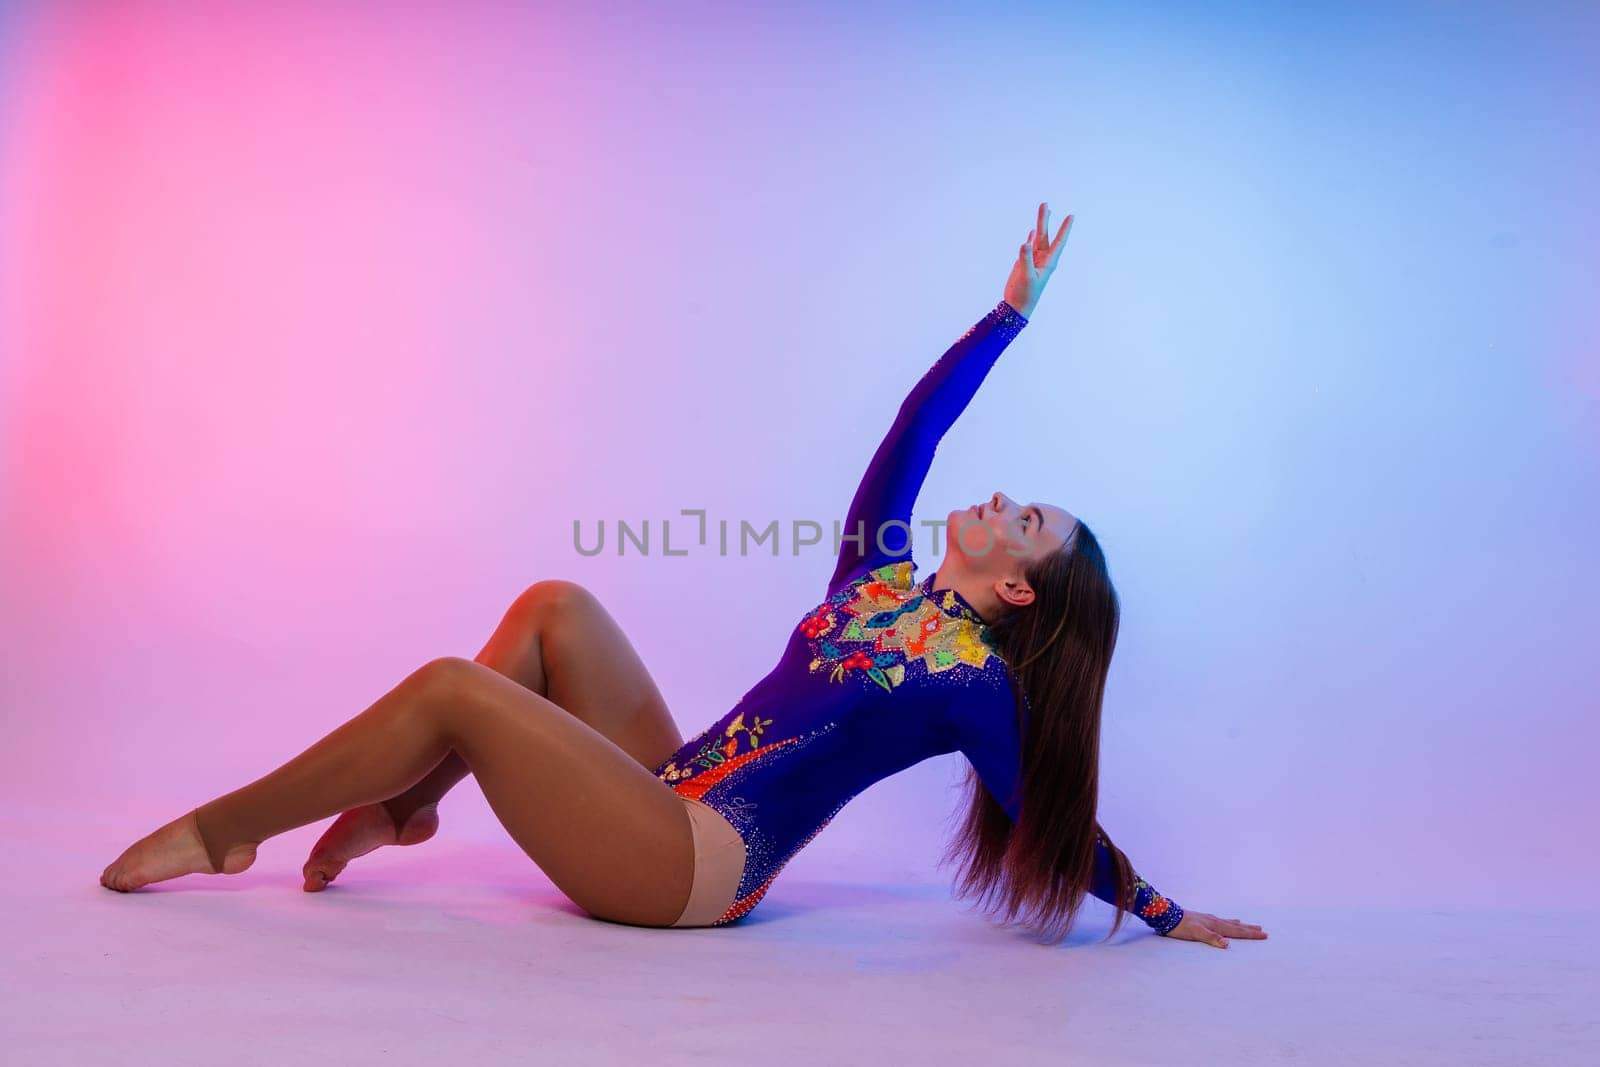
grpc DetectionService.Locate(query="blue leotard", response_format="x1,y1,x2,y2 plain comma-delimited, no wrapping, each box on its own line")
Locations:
650,299,1184,933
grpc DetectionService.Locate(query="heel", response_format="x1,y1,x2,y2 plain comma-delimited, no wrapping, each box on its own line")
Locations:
217,842,258,875
189,808,258,875
395,803,440,846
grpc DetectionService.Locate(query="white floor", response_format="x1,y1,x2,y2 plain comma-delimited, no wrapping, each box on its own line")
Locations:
8,808,1590,1067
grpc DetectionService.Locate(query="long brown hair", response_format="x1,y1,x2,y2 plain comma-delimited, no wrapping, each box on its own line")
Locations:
936,519,1139,943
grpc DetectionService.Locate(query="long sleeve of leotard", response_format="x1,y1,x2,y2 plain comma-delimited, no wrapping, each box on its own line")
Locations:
948,688,1187,936
825,299,1030,597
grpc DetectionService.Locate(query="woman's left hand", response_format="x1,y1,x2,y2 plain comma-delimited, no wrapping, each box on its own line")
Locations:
1164,909,1269,950
1002,201,1074,320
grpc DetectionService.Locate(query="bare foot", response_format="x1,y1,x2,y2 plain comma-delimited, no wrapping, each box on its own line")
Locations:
301,801,438,892
100,810,257,892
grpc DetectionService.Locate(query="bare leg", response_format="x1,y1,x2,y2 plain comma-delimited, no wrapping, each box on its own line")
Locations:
301,580,685,889
99,657,699,928
391,580,683,817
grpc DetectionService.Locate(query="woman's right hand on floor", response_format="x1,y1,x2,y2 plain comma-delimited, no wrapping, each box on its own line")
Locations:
1165,910,1270,949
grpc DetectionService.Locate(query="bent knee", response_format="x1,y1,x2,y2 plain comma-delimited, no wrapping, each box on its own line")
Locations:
409,655,482,701
511,578,601,626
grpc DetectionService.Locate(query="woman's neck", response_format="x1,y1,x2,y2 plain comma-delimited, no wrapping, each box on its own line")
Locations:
930,559,1002,624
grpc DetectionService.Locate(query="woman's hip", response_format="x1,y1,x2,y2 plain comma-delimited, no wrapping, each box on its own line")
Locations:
668,795,747,928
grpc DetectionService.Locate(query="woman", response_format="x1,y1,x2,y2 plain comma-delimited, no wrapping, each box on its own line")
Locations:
101,202,1267,950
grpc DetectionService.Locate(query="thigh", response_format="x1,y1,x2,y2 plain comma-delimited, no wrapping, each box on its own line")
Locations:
475,580,685,773
434,658,696,927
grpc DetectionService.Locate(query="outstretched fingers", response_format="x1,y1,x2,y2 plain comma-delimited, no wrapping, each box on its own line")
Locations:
1218,917,1269,939
1048,214,1074,265
1026,201,1074,271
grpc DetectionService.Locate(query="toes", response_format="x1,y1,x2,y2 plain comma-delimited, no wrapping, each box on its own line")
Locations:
302,859,343,891
101,863,128,892
303,867,337,892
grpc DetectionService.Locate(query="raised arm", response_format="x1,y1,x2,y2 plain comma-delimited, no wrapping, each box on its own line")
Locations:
946,687,1187,936
826,299,1029,594
826,203,1076,596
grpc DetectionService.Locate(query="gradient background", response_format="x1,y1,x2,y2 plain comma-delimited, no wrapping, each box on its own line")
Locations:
2,0,1595,921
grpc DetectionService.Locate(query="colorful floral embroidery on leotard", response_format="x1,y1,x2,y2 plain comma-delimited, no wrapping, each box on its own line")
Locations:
668,734,796,803
1131,876,1183,935
801,561,999,692
654,710,775,785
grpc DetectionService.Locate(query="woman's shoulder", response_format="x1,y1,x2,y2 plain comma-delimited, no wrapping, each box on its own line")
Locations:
940,652,1027,746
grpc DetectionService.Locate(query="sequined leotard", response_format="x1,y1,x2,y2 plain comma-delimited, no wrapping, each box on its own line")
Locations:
650,299,1184,934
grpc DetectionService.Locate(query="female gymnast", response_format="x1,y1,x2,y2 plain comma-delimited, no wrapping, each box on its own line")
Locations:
101,202,1267,950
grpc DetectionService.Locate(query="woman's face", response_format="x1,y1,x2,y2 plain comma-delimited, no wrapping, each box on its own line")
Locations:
945,491,1076,579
